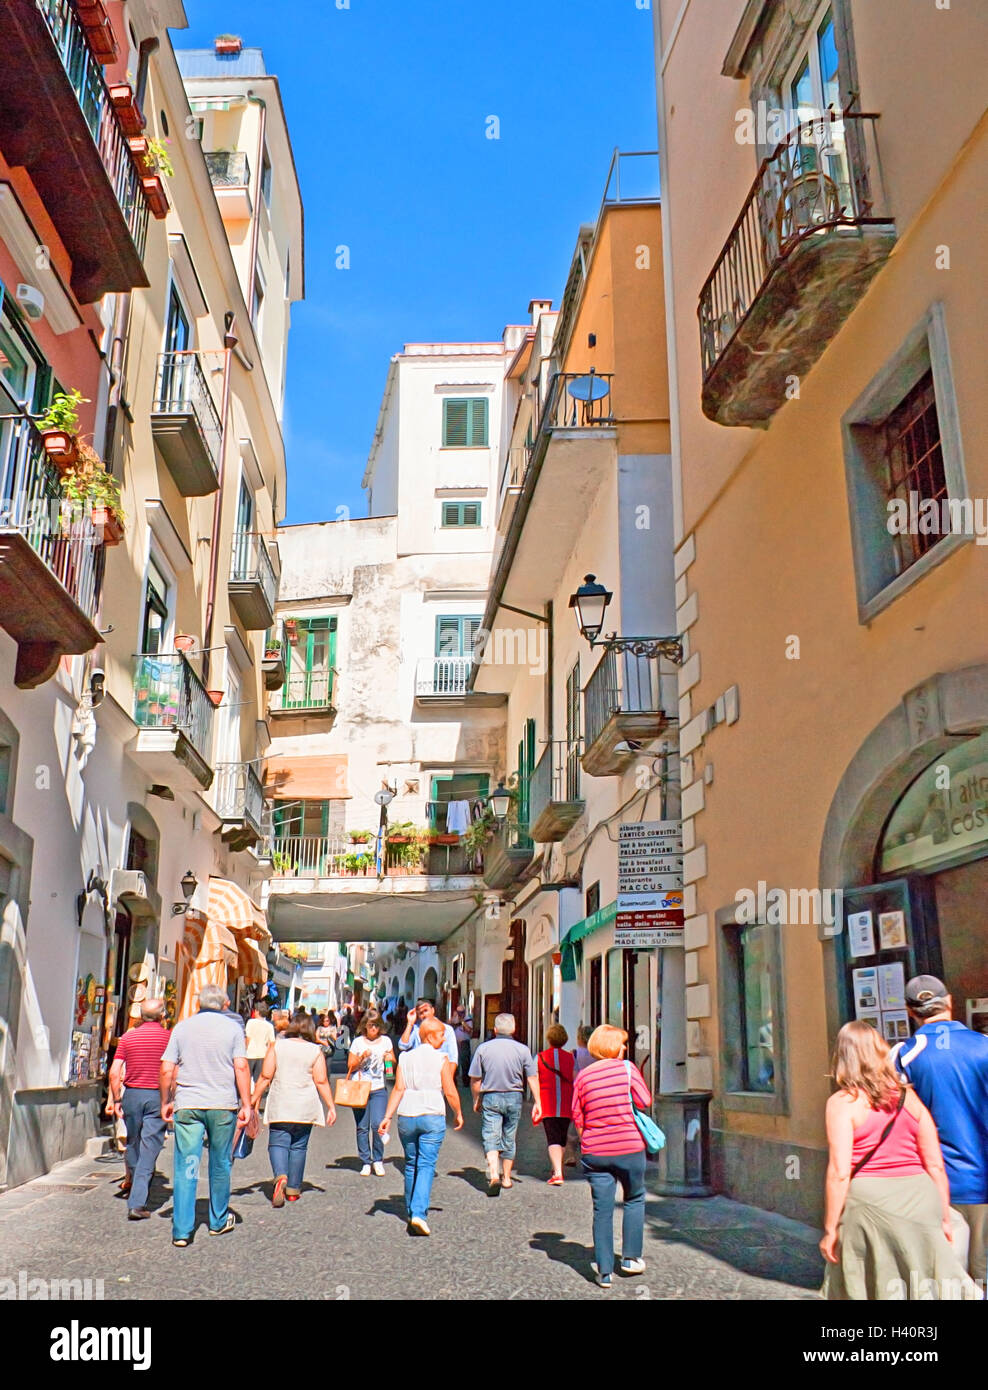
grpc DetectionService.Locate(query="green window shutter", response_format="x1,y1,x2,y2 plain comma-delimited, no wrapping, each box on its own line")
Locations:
467,397,488,446
436,616,462,656
443,399,469,446
461,501,481,526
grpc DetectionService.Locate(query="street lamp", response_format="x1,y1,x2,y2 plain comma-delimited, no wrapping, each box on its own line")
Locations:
171,868,198,915
569,574,612,645
488,782,512,822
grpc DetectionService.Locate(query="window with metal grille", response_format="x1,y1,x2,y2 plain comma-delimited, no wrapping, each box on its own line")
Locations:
442,397,488,447
883,370,946,575
441,500,482,528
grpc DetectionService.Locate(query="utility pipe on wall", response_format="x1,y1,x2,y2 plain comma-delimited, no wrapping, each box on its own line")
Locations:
201,315,238,687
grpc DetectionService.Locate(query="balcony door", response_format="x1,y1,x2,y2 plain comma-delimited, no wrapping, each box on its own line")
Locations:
218,661,241,763
160,283,191,407
284,617,336,708
234,476,254,578
780,6,849,240
140,558,171,656
515,718,536,843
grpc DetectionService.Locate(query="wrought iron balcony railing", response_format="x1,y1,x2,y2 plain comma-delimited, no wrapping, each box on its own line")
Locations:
230,530,278,610
415,655,473,697
204,150,251,187
270,668,336,712
540,371,615,430
133,652,215,766
584,647,664,752
698,112,893,382
0,391,104,622
213,760,264,831
152,352,223,469
37,0,149,257
530,739,583,822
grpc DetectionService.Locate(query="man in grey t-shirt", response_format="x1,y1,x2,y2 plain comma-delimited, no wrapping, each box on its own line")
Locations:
160,983,251,1246
469,1013,541,1192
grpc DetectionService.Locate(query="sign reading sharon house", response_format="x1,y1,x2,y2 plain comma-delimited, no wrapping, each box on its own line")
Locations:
616,820,684,947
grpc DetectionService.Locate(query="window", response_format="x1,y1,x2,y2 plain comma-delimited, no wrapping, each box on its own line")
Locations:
140,559,170,655
842,304,967,622
0,290,50,411
435,615,481,658
428,773,489,831
565,661,581,800
786,5,840,118
442,397,488,447
251,269,265,332
441,500,482,528
736,925,774,1092
260,145,273,208
718,905,787,1112
164,284,190,353
282,616,337,708
605,948,624,1029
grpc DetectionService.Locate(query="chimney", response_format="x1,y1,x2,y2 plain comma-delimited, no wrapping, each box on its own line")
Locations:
214,35,243,57
529,298,552,326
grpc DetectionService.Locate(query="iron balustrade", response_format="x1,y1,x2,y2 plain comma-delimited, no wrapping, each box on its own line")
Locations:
698,112,892,380
268,835,429,878
204,150,251,187
415,655,473,696
213,761,264,830
0,390,104,621
584,646,664,751
530,739,583,827
498,443,532,502
37,0,149,258
153,352,223,471
271,668,335,711
541,372,615,430
133,652,215,766
230,530,278,611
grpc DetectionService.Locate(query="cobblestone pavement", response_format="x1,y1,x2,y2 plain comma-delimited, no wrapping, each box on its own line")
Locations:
0,1094,824,1301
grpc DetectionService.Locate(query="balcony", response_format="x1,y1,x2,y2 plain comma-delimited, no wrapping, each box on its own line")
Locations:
530,740,584,843
582,647,673,777
213,761,265,849
0,391,105,688
131,653,215,792
0,0,150,303
150,352,223,496
261,624,287,692
415,655,473,700
482,821,536,891
270,834,483,882
699,113,896,427
497,444,532,535
205,150,252,221
268,668,336,716
229,531,278,630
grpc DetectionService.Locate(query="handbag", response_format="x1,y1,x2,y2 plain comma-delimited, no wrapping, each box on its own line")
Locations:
850,1088,906,1178
334,1075,372,1108
626,1060,665,1155
232,1106,260,1160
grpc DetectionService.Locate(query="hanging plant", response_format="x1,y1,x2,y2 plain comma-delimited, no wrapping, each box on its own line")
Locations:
38,390,89,471
60,443,125,544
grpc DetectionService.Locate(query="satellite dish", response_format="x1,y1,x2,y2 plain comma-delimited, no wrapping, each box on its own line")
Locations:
567,373,610,403
374,789,394,807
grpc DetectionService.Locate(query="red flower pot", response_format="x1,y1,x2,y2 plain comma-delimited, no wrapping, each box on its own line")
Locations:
141,175,169,219
173,635,196,653
109,85,145,136
90,505,123,546
206,690,224,708
41,430,79,471
79,13,118,64
128,136,152,175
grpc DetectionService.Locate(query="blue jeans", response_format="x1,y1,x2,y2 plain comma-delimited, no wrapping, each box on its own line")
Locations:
268,1122,313,1192
353,1088,388,1164
122,1087,166,1211
481,1091,523,1159
397,1114,445,1222
172,1108,238,1240
581,1149,647,1276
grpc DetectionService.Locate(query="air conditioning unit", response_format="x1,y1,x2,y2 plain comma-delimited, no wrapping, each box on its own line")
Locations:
109,868,159,924
16,283,45,321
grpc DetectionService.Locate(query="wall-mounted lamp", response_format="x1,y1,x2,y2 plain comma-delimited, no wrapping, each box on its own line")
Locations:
89,668,105,707
171,869,198,915
488,783,512,822
569,572,684,664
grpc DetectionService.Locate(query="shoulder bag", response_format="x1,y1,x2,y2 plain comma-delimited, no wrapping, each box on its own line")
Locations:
850,1088,906,1178
625,1060,665,1154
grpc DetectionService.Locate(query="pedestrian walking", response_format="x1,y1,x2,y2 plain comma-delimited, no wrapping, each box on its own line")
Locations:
468,1013,541,1194
316,1012,337,1071
159,983,253,1247
251,1011,337,1206
245,1001,275,1085
573,1025,593,1075
537,1023,575,1186
454,1013,474,1088
339,1008,355,1048
379,1017,463,1236
570,1024,651,1289
896,975,988,1286
106,999,170,1220
398,998,458,1067
821,1020,977,1300
347,1013,395,1176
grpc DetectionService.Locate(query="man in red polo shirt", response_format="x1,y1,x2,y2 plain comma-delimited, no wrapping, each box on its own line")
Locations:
107,1000,170,1221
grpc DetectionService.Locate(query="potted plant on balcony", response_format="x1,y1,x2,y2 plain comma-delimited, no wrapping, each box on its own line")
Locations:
141,174,170,220
60,443,125,546
263,636,282,660
76,1,119,63
109,83,145,137
37,390,88,472
173,635,196,653
129,135,174,179
284,618,300,643
214,34,243,55
349,830,372,844
206,690,224,708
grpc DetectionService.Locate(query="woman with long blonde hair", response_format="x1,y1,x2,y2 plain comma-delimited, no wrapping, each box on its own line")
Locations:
821,1021,976,1299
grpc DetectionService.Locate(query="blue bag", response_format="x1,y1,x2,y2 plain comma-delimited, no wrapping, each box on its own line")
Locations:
626,1060,665,1154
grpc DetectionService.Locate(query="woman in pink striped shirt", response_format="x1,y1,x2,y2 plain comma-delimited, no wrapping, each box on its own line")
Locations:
570,1024,651,1288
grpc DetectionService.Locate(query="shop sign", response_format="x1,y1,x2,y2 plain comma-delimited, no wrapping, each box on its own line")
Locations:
880,733,988,874
617,821,684,946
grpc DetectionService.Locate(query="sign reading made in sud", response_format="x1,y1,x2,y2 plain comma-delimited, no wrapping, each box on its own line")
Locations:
616,820,684,947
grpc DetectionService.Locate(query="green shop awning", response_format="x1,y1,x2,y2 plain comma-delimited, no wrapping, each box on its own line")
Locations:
560,901,616,982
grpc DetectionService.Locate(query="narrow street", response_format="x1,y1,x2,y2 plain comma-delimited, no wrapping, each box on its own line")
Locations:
0,1099,821,1302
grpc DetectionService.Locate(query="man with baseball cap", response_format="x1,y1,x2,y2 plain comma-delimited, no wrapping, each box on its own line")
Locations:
897,974,988,1286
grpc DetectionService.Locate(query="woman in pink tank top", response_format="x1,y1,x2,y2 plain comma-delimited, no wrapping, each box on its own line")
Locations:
821,1020,977,1300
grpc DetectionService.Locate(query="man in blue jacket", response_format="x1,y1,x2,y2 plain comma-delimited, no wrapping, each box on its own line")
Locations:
897,975,988,1286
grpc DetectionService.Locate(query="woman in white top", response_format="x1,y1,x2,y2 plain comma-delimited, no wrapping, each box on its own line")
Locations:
347,1013,396,1177
252,1014,337,1206
379,1017,463,1236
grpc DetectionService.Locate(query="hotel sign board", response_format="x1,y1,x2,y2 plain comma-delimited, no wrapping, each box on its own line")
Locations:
616,821,684,947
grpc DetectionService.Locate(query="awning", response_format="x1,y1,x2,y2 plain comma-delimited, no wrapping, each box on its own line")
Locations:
560,901,617,981
264,754,350,801
237,937,269,985
207,878,269,949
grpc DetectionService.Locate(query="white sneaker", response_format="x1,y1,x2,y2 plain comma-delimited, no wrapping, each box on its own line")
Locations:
619,1258,646,1276
407,1217,431,1236
360,1164,371,1177
372,1162,385,1177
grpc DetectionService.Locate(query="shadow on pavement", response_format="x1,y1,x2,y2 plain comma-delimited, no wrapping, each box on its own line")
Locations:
643,1196,823,1291
446,1165,493,1195
530,1230,595,1283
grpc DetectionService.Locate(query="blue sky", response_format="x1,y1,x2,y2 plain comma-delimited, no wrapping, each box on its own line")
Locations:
180,0,659,523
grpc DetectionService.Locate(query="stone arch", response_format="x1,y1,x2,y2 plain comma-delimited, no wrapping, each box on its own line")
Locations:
124,802,161,887
403,967,416,1006
422,965,438,1003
